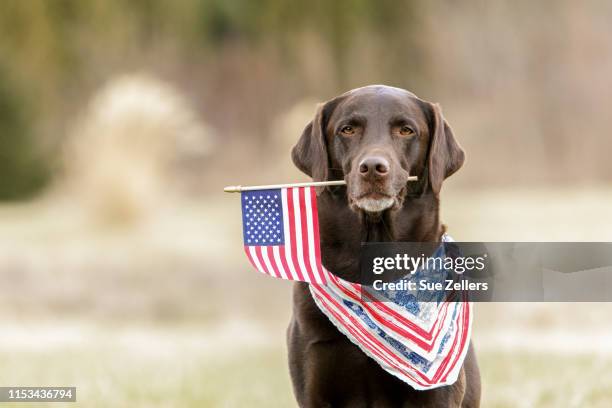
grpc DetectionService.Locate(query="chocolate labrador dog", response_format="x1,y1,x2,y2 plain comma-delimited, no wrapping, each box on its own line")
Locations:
287,85,480,407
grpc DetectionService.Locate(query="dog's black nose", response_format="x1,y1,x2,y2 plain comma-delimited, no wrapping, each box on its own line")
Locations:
358,157,389,178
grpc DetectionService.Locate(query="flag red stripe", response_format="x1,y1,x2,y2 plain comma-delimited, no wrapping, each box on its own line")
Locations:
286,188,305,281
309,187,326,284
298,187,317,283
254,246,272,276
258,246,273,277
271,246,288,279
278,246,293,280
264,247,283,278
280,189,299,281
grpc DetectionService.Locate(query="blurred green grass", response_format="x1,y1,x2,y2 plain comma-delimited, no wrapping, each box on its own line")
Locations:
0,321,295,408
0,322,611,408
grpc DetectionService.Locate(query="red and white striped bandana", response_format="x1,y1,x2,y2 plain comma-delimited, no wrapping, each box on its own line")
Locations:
309,236,473,390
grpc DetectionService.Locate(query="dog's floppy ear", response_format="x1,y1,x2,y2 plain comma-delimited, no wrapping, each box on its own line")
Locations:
291,97,341,182
425,102,465,196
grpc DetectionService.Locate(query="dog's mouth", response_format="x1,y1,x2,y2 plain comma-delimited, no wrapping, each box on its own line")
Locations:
345,159,411,214
350,191,399,213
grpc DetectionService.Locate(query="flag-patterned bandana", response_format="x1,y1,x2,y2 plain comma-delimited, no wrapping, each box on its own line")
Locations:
309,235,472,390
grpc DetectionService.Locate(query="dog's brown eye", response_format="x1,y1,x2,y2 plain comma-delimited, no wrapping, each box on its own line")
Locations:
400,126,415,136
339,125,355,136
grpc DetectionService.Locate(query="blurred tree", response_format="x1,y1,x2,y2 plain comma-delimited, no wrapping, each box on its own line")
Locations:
0,0,605,188
0,68,48,200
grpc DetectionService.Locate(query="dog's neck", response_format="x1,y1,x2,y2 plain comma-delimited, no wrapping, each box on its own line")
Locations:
317,189,443,282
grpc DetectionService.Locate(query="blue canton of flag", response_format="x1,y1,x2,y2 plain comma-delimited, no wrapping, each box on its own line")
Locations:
242,190,284,246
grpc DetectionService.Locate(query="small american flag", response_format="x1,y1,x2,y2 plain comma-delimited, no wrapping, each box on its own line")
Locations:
241,186,328,284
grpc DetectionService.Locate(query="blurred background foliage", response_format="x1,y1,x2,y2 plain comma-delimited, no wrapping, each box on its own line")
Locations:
0,0,424,199
2,0,611,201
0,66,48,199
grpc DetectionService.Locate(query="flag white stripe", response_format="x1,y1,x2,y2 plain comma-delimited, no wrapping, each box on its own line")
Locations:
292,188,309,282
261,246,278,278
272,245,288,279
248,246,266,275
281,188,299,280
304,187,324,284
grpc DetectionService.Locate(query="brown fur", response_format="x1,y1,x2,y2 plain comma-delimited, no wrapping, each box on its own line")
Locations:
287,85,481,407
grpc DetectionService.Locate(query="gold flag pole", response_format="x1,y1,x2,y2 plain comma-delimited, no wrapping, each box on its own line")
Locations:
223,177,418,193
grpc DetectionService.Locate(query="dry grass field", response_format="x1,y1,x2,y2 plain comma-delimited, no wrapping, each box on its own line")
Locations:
0,317,611,408
0,186,611,407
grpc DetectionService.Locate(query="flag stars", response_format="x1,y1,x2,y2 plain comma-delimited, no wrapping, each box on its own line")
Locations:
242,190,285,245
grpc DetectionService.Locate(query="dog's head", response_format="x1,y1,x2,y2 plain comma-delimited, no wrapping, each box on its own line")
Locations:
292,85,465,215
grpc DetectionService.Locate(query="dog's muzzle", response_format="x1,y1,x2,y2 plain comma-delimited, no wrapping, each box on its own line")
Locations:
348,155,409,213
